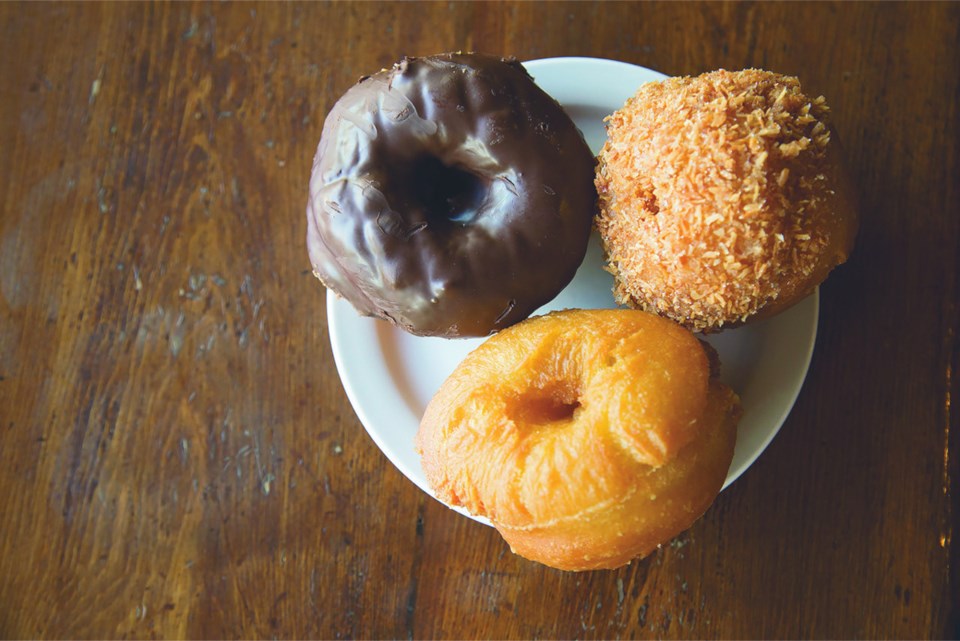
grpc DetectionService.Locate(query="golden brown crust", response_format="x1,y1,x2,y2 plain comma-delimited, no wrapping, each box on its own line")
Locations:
415,308,741,571
501,381,739,570
595,69,858,332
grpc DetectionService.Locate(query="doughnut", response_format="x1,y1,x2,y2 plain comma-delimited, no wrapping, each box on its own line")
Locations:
595,68,859,332
415,308,741,571
307,53,597,337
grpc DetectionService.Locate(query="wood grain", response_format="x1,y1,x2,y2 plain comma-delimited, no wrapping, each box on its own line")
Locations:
0,1,957,638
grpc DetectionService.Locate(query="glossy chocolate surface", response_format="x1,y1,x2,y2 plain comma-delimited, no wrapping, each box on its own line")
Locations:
306,53,596,337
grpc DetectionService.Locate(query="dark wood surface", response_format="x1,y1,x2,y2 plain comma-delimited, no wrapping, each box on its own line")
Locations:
1,1,957,638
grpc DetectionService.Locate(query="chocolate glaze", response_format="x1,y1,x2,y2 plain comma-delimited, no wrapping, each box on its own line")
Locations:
306,53,596,337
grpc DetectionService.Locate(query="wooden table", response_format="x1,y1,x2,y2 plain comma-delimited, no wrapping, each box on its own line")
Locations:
1,2,957,638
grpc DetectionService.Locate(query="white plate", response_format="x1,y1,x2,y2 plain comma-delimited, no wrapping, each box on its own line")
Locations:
327,57,819,524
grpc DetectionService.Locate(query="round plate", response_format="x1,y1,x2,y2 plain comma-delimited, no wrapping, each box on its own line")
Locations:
326,57,819,524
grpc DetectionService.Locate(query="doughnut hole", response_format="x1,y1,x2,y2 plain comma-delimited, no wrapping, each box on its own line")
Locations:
504,328,587,427
382,154,489,225
412,156,487,224
506,380,582,426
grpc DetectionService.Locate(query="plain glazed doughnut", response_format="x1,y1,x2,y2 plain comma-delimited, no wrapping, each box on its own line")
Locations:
595,68,859,332
415,308,741,571
307,53,597,337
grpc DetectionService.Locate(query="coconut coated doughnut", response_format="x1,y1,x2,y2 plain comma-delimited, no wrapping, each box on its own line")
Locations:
595,69,859,332
307,53,597,337
415,308,741,571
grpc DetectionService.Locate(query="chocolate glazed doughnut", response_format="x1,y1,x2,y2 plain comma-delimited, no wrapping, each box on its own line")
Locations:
307,53,597,337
